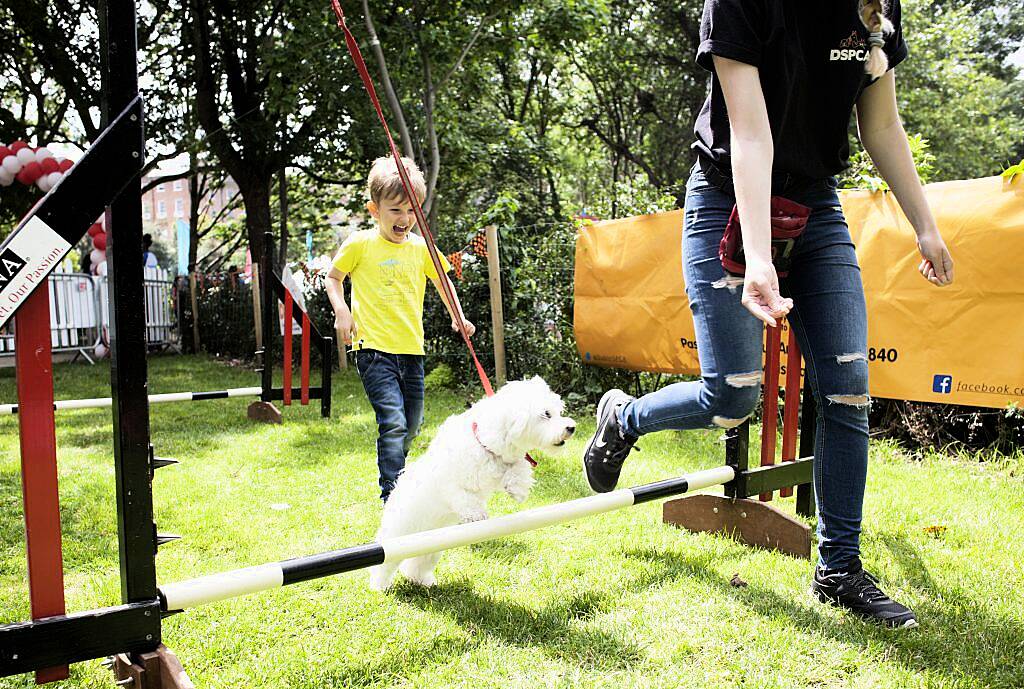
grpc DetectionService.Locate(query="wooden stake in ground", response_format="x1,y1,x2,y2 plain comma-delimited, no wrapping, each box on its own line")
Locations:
188,271,201,353
485,224,506,387
251,264,263,350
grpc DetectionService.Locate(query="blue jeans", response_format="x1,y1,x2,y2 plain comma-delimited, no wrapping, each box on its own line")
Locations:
355,350,425,501
619,165,870,571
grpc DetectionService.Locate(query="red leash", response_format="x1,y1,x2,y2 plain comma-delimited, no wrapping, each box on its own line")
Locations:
329,0,493,397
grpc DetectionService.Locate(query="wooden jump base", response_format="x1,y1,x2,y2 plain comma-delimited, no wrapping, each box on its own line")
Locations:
0,387,263,414
114,646,195,689
662,322,817,559
159,466,736,611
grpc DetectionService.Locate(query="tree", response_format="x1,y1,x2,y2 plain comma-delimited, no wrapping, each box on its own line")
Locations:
888,0,1022,181
270,168,357,265
354,0,511,229
0,0,199,227
185,0,367,264
569,0,707,209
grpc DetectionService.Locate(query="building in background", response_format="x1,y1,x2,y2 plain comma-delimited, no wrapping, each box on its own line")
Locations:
140,165,242,246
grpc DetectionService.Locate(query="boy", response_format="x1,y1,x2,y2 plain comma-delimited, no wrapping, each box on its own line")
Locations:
325,156,475,502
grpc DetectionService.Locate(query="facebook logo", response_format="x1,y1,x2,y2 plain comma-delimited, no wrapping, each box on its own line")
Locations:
932,375,953,394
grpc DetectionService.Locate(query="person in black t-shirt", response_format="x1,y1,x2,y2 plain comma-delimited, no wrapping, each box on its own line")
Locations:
583,0,954,628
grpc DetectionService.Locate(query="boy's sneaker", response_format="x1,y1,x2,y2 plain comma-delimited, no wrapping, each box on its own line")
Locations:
812,559,918,628
582,389,638,493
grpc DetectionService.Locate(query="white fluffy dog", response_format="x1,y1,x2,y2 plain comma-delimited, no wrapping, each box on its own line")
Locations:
369,376,576,590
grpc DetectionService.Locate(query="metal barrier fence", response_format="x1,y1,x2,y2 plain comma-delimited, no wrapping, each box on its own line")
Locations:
0,262,177,362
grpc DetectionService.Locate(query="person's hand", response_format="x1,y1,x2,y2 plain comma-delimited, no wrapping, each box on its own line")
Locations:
741,260,793,327
916,229,954,287
452,317,476,337
335,310,356,345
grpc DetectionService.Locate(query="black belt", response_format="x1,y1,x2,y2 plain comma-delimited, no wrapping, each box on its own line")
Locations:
697,156,827,197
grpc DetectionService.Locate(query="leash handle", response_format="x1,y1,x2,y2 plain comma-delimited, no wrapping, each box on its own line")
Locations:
329,1,494,397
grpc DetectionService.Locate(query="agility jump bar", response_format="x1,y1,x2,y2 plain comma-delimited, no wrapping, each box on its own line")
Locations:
159,465,736,611
0,386,262,414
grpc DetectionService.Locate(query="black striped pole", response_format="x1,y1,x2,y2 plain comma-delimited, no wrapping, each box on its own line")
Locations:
0,387,262,414
158,465,735,611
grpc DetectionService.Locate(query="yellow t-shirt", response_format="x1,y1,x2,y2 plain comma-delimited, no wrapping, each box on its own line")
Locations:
332,230,451,355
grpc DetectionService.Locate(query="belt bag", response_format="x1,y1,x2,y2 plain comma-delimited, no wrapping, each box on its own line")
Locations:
719,196,811,277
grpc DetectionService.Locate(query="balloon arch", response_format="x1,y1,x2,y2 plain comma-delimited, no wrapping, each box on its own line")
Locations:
1,140,107,275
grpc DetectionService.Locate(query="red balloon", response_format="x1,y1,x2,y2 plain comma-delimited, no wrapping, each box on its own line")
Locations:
0,146,10,160
16,161,43,185
58,159,74,173
87,223,104,237
39,157,60,175
9,141,28,153
92,233,107,251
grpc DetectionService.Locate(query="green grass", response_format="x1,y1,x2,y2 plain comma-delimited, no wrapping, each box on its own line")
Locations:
1,355,1022,688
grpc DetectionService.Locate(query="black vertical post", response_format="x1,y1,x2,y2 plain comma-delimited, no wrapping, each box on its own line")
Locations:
796,377,817,518
98,0,159,608
261,232,275,401
723,419,750,500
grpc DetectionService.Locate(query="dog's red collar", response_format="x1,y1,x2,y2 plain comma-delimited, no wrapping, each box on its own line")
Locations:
471,421,537,467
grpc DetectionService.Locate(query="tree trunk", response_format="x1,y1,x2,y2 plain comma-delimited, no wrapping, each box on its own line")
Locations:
240,174,272,275
277,166,289,266
428,193,439,233
362,0,414,159
418,32,440,216
546,167,562,218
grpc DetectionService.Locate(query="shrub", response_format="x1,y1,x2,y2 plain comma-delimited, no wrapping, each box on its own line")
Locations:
870,399,1024,455
422,215,638,414
180,268,336,372
176,274,255,359
424,363,456,391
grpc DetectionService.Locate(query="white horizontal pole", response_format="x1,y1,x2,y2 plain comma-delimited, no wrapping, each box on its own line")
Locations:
161,564,284,611
159,465,736,611
382,489,634,562
0,386,263,414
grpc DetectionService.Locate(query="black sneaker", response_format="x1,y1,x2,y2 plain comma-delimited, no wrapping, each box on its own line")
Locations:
812,560,919,628
582,389,638,493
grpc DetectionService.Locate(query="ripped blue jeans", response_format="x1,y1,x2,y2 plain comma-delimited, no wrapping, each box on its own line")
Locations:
618,165,869,571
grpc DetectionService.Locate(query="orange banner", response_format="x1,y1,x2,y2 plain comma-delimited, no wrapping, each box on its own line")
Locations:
574,174,1024,408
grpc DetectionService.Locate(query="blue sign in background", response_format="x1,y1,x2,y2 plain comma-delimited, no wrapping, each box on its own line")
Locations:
176,219,189,275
